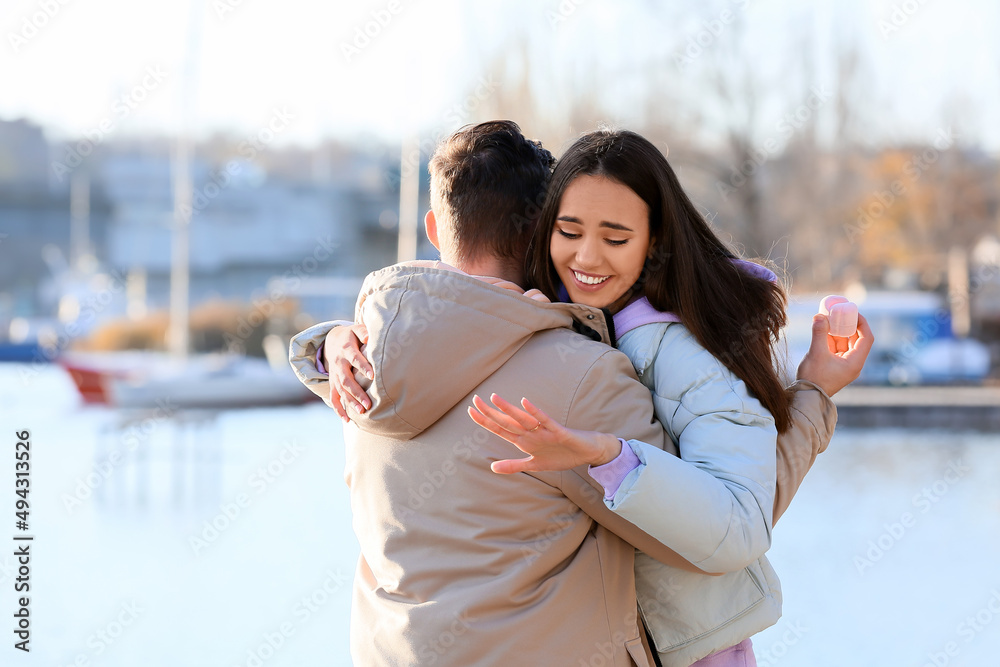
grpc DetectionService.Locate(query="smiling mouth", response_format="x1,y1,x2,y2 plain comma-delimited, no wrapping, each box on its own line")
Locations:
573,270,610,285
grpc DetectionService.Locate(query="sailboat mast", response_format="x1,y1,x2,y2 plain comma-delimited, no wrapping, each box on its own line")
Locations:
396,133,420,263
69,170,90,269
167,137,192,358
167,0,203,359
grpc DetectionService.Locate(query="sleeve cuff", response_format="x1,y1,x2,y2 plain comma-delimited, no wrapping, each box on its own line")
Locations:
315,342,328,375
589,439,641,500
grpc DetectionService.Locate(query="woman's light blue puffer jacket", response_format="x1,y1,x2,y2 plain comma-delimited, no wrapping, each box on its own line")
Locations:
612,320,782,667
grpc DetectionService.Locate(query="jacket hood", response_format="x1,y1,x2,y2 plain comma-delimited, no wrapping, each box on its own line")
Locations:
350,263,611,440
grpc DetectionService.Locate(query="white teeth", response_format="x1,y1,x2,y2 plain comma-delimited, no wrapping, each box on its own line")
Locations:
574,271,609,285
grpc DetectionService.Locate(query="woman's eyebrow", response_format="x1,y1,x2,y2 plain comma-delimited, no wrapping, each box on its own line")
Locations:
599,221,633,232
557,216,633,233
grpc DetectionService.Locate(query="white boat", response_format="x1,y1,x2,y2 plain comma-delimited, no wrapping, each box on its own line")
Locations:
59,350,314,409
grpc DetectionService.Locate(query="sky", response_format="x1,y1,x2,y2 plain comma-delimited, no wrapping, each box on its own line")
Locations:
1,0,998,151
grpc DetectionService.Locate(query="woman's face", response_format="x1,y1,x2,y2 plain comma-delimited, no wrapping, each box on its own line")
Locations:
550,174,651,311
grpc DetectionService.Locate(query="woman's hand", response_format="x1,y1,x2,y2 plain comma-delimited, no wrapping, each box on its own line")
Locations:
467,394,622,474
324,323,373,421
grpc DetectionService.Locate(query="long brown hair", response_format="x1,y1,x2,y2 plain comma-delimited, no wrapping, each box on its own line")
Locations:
527,129,793,432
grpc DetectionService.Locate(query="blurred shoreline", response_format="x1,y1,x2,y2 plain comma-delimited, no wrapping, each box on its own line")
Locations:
835,385,1000,430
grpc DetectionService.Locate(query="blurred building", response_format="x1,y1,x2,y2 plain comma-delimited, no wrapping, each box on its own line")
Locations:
0,119,415,336
0,119,112,321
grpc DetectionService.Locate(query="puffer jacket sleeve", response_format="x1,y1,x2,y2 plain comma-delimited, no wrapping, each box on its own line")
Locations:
605,324,777,574
287,320,353,408
550,347,714,575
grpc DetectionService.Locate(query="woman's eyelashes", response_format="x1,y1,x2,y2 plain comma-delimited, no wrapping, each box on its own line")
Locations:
555,228,629,246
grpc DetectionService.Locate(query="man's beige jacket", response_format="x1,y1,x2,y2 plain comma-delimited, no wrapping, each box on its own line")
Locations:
288,264,837,666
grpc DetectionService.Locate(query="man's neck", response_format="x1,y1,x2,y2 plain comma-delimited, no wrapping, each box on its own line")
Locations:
445,256,524,287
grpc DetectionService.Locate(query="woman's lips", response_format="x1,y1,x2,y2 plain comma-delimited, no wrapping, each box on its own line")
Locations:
570,270,611,291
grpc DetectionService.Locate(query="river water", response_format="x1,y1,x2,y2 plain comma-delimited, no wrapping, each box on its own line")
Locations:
1,364,998,667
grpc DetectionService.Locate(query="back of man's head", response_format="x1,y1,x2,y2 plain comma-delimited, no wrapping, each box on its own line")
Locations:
428,120,554,276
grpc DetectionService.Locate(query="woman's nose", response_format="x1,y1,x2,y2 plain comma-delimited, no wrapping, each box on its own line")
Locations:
576,238,601,268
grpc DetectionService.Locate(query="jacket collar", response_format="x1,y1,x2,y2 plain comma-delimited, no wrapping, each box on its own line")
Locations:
350,263,613,439
613,297,681,338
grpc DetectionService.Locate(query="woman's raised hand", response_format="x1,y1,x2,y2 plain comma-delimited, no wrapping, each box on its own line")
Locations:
467,394,622,474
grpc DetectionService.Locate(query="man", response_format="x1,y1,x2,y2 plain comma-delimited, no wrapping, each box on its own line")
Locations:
288,121,870,665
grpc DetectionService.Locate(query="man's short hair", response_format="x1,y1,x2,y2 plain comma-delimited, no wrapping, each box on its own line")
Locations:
428,120,554,272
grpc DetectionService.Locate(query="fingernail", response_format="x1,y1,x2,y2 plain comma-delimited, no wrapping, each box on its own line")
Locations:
363,401,371,410
367,371,374,380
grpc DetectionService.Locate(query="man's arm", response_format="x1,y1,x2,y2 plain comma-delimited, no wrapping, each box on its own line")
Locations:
773,380,838,523
773,312,874,523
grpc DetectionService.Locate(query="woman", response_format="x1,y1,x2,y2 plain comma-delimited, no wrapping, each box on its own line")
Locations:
466,128,834,667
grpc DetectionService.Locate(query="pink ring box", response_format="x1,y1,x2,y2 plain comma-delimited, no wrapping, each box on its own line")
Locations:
819,295,858,338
